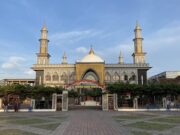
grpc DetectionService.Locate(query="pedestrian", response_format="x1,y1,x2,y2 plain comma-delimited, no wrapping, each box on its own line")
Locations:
3,97,8,112
166,99,170,110
14,99,19,112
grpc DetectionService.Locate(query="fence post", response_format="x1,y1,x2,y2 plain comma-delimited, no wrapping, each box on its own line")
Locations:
102,93,108,111
52,93,57,110
31,99,35,109
162,97,167,108
0,98,2,109
113,94,118,110
62,91,68,111
133,98,138,109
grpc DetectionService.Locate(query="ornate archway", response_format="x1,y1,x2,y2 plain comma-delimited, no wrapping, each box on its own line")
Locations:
82,69,99,82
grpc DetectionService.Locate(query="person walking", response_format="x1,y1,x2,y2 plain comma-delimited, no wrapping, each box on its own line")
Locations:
14,99,19,112
3,97,8,112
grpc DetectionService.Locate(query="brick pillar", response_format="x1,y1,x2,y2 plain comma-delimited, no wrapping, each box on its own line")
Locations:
52,93,57,110
0,98,2,109
113,94,118,110
62,91,68,111
133,98,138,109
102,93,108,111
162,97,167,108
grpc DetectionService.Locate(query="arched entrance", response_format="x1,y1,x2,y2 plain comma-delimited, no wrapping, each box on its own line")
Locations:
66,79,104,109
80,69,101,106
82,69,99,82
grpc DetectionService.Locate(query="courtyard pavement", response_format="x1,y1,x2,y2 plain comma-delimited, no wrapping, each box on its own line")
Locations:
0,109,179,135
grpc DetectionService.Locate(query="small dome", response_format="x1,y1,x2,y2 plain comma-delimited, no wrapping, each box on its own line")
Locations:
80,48,104,63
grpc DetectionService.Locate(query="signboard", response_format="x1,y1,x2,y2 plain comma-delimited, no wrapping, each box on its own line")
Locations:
66,80,104,89
75,85,100,89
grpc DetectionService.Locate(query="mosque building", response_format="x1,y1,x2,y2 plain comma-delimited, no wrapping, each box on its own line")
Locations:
32,22,150,90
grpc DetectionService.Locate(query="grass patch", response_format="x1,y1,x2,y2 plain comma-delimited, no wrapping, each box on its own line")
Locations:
115,119,124,122
10,118,48,125
113,115,147,120
33,123,61,130
0,129,38,135
33,114,52,117
49,116,67,121
49,116,66,119
127,122,174,131
151,116,180,124
0,116,24,121
131,131,151,135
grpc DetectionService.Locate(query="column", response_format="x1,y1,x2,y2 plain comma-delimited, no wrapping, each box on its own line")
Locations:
0,98,2,109
62,91,68,111
31,99,36,109
52,93,57,110
113,94,118,110
141,75,144,85
162,97,167,108
102,93,108,111
133,98,138,109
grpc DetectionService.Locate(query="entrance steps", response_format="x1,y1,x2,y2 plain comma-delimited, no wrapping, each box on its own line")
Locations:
69,105,101,110
80,100,100,106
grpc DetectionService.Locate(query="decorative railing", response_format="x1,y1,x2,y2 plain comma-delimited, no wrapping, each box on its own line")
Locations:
105,63,150,68
32,64,75,68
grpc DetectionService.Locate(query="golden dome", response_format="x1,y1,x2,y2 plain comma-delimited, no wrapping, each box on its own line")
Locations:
80,47,104,63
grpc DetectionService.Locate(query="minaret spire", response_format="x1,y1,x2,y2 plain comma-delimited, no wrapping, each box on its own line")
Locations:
135,20,141,30
132,21,146,64
36,24,50,64
89,45,94,54
119,50,124,64
62,52,67,64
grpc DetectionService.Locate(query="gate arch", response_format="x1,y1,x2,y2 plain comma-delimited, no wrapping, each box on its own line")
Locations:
81,69,100,82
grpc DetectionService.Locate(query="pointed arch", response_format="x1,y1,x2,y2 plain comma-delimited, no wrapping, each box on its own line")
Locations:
82,69,99,82
61,72,68,82
70,72,75,81
113,72,120,81
130,72,136,81
45,72,51,81
123,72,128,81
105,72,111,81
52,72,59,81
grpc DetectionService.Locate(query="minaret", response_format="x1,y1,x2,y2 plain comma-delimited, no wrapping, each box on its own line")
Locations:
37,24,50,64
132,21,146,64
89,45,94,55
62,52,67,64
119,50,124,64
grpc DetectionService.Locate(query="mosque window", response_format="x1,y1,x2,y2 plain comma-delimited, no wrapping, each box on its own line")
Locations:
129,72,136,81
105,72,111,81
43,59,46,64
131,75,136,81
70,72,75,81
45,73,51,81
53,72,59,81
124,75,128,81
113,72,120,81
61,72,68,82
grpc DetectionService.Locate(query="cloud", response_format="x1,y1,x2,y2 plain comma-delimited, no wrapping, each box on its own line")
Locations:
144,23,180,52
143,22,180,76
0,56,35,79
24,69,35,76
75,47,88,54
1,56,25,69
49,29,102,45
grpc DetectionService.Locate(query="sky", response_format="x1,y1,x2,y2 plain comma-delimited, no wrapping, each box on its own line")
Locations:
0,0,180,79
